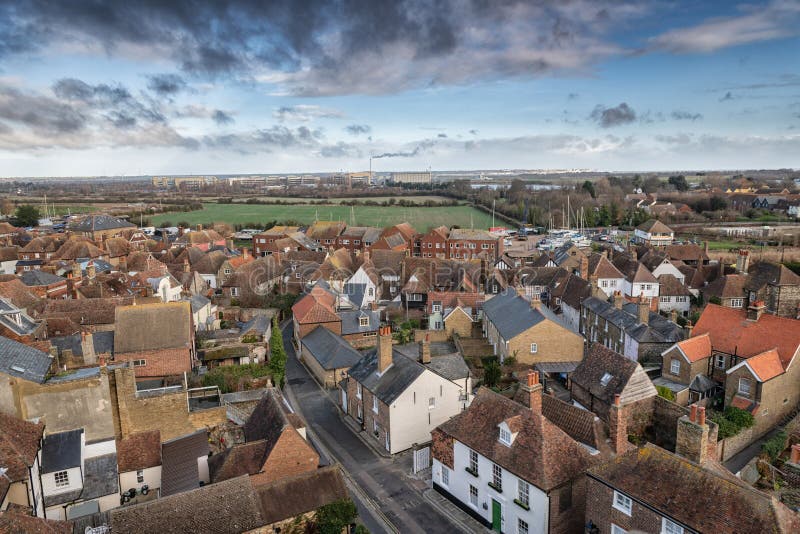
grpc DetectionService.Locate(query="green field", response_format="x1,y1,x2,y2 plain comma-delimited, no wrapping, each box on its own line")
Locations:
150,202,495,231
233,195,454,204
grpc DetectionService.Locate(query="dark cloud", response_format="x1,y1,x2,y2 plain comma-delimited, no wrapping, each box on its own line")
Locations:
212,109,235,125
590,103,636,127
344,124,371,136
0,85,86,135
671,110,702,121
567,93,579,100
146,74,188,95
373,139,436,159
319,141,362,158
469,129,478,135
437,133,447,138
719,91,735,102
0,1,649,96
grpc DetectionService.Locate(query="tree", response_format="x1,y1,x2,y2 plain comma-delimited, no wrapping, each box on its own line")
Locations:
668,175,689,192
581,180,597,199
268,316,287,387
14,205,40,227
483,359,501,387
313,499,358,534
0,198,13,216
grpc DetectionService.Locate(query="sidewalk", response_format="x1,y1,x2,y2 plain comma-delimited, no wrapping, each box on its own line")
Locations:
340,411,393,458
422,488,490,534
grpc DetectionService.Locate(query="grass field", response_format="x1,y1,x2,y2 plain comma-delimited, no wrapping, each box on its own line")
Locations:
232,195,454,204
150,202,495,230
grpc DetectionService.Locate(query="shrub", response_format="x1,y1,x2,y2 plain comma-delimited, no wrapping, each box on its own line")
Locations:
483,359,501,387
762,431,788,462
724,406,755,429
313,499,358,534
268,316,287,387
656,385,676,402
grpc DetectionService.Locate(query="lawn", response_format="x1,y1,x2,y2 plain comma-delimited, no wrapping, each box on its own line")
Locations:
150,202,495,231
233,195,454,204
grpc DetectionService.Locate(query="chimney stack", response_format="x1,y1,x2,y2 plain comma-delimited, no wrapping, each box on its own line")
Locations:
183,259,190,273
613,291,624,310
746,300,765,321
670,309,678,323
86,262,96,280
197,224,203,232
242,247,250,260
637,296,650,325
609,394,629,453
684,320,693,337
520,370,543,413
579,256,589,280
676,403,710,465
72,262,81,280
119,255,128,273
530,295,541,310
790,444,800,466
178,226,184,237
630,247,638,261
419,334,431,364
736,249,750,274
377,326,393,374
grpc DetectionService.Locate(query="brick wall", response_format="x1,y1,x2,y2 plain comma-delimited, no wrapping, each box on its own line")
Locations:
548,478,587,534
250,428,319,486
431,428,454,469
297,320,341,339
509,319,584,366
585,476,665,533
444,310,473,338
115,347,192,378
413,329,449,343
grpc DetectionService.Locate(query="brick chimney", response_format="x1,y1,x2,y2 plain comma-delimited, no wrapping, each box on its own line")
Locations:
684,320,693,337
242,247,250,260
579,256,589,280
637,296,650,325
609,393,629,453
196,224,203,232
789,444,800,466
71,262,81,280
419,334,431,364
81,331,96,365
736,249,750,274
183,258,190,273
178,226,184,237
520,370,543,413
670,309,678,323
630,247,638,261
377,326,393,374
86,262,96,280
746,300,765,321
613,291,624,310
530,295,541,310
676,404,710,464
119,255,128,273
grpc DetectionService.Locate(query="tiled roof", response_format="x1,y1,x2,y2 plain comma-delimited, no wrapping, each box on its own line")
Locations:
657,273,691,297
665,244,709,263
637,219,673,234
588,253,624,279
114,301,192,354
0,412,44,484
0,336,52,383
291,287,339,324
54,238,104,260
161,429,210,496
571,343,656,406
110,475,263,534
587,443,800,534
448,228,496,241
737,348,785,382
675,333,712,363
117,430,162,472
692,304,800,366
254,466,349,525
71,215,136,232
745,261,800,289
703,273,746,299
436,388,593,491
0,509,71,534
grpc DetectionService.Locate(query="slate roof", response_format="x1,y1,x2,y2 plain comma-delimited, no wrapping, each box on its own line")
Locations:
0,296,39,336
20,270,65,286
160,430,210,496
339,309,379,335
114,301,192,354
71,215,136,232
110,475,263,534
301,326,363,370
436,388,594,491
117,430,162,472
393,341,470,381
49,331,114,358
571,343,656,406
188,294,211,313
582,297,684,344
587,443,800,534
0,335,52,383
692,304,800,366
255,465,349,525
41,428,83,474
81,452,119,500
483,290,566,340
348,347,426,405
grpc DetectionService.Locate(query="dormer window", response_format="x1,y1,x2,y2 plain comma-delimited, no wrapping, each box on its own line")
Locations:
359,317,369,327
498,420,518,447
499,427,512,445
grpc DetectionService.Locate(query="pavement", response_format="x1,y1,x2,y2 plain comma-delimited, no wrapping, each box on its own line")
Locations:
280,323,488,534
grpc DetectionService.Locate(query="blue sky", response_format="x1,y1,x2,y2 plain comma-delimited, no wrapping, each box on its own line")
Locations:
0,0,798,176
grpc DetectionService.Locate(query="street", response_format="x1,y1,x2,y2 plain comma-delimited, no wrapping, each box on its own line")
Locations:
281,325,463,534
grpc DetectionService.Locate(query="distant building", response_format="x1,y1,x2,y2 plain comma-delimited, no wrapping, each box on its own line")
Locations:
390,171,432,184
633,219,674,247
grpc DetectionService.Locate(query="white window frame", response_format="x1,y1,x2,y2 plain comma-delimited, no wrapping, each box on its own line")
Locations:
518,518,529,534
517,479,529,507
137,469,144,483
372,396,378,413
428,397,435,410
469,484,478,507
359,317,369,327
613,490,632,516
492,463,502,491
133,359,146,367
738,377,752,397
499,427,511,446
611,525,628,534
441,466,449,487
530,343,538,354
731,298,743,308
54,470,69,488
715,354,725,369
356,383,362,399
469,449,478,474
432,304,441,313
670,359,680,375
661,517,684,534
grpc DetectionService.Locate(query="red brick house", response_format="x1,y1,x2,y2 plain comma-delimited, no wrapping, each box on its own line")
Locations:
291,286,341,345
253,226,299,257
417,226,449,259
446,229,503,261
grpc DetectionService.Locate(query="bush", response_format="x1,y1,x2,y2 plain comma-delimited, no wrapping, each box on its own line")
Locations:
268,316,287,387
762,431,788,462
313,499,358,534
656,385,676,402
201,364,271,393
724,406,755,429
483,359,501,387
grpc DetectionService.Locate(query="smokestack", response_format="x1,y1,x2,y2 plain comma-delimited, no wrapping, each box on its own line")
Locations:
72,262,81,280
736,249,750,274
746,300,765,322
609,394,628,453
613,291,624,310
378,326,393,374
676,403,710,464
684,320,693,337
86,262,96,280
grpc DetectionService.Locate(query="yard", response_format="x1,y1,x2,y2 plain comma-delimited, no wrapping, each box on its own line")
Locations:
150,202,495,231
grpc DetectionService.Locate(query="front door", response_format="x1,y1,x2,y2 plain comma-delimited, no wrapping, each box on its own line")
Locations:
491,499,501,532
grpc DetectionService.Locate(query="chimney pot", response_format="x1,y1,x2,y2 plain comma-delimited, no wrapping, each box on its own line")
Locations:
614,393,621,406
790,444,800,465
527,370,539,387
689,404,697,422
698,406,706,426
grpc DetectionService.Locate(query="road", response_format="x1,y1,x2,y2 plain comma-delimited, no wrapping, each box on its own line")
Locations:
281,325,461,534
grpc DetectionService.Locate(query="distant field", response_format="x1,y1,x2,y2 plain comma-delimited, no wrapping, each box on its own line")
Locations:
233,195,455,204
150,202,495,230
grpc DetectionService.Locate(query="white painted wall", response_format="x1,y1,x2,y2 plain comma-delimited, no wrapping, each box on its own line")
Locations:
84,439,116,459
434,439,549,533
1,259,17,275
657,296,691,315
622,336,640,362
651,261,685,284
119,466,161,494
629,281,659,299
346,266,378,308
388,370,466,454
41,466,82,497
560,302,582,333
596,278,624,297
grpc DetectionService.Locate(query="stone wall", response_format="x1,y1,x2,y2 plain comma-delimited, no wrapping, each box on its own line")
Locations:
413,329,449,343
717,426,757,462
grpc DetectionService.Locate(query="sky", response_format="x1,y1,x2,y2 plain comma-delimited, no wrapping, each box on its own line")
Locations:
0,0,798,177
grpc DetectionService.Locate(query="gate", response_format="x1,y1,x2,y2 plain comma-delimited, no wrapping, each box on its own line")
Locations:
412,444,430,473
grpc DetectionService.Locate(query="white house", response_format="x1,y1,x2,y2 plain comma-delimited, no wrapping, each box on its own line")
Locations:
342,262,380,309
587,254,626,298
117,430,162,500
432,376,594,534
343,328,471,454
633,219,674,247
147,274,183,302
656,274,692,316
41,429,120,521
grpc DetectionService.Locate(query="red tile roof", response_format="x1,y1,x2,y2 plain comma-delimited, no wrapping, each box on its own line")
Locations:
117,430,162,472
0,412,44,489
291,287,339,324
741,348,784,382
676,333,712,363
692,304,800,366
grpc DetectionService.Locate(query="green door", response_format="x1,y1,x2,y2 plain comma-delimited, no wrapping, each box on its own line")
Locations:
491,499,502,532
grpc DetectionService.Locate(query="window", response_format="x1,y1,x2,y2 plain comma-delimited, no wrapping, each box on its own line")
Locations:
54,470,69,488
137,470,144,483
357,383,362,399
661,296,670,303
600,372,613,386
601,280,609,288
341,239,349,245
670,359,681,375
518,519,529,534
373,419,379,434
441,466,449,486
611,525,628,534
530,343,538,353
645,284,652,290
224,268,232,275
738,378,752,397
715,354,725,369
354,240,360,245
613,490,632,516
230,287,239,297
133,359,146,367
372,396,378,413
492,463,502,491
662,518,684,534
731,298,743,308
359,316,369,327
428,397,435,410
499,427,511,446
368,287,374,297
517,480,529,507
469,449,478,474
432,303,441,312
469,485,478,507
482,243,490,249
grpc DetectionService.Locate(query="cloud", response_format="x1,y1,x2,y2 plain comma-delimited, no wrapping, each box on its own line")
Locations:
146,74,188,95
649,1,800,53
0,84,87,136
671,110,702,121
590,103,636,127
469,129,478,135
212,109,235,125
567,93,579,100
344,124,371,136
437,133,448,138
273,105,344,122
719,91,735,102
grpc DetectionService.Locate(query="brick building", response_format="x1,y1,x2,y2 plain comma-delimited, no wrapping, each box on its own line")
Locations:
417,226,449,259
252,226,299,256
446,228,503,261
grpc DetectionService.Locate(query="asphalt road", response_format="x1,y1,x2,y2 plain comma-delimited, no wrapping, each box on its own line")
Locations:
281,325,461,534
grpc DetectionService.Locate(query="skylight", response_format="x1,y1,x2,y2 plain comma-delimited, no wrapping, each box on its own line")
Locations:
600,372,613,386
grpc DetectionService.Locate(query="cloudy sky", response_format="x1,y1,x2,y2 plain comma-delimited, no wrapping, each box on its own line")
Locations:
0,0,798,176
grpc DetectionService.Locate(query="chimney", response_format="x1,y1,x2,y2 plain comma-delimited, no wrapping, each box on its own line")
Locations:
704,241,709,254
601,249,608,259
183,259,190,273
609,394,629,453
746,300,765,321
119,255,128,273
676,404,710,464
520,371,543,413
790,444,800,466
670,309,678,323
419,334,431,364
579,256,588,280
637,296,650,325
196,224,203,232
684,320,693,337
530,295,541,310
589,274,599,292
72,262,81,280
630,247,638,261
81,331,96,365
363,250,370,262
736,249,750,274
243,247,250,259
178,226,184,237
377,326,393,374
86,262,96,280
613,291,624,310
